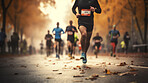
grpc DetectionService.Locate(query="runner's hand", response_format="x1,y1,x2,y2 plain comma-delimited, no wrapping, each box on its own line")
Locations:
90,6,95,12
76,13,80,18
72,28,75,31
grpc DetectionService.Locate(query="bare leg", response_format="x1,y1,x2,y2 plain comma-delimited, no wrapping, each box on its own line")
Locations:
85,32,92,54
79,26,87,53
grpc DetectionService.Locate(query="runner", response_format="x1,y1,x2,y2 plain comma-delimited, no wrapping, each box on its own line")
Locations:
52,22,64,59
92,32,103,58
45,30,53,56
40,40,44,55
123,32,130,54
72,0,101,63
109,25,120,57
65,20,78,59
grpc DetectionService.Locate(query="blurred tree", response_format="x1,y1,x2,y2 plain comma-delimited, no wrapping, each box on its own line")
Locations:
1,0,12,33
144,0,148,52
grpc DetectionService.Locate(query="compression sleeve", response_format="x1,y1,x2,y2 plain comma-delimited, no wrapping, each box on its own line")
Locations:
109,31,111,35
101,37,103,41
72,0,78,15
61,29,65,34
52,28,55,33
118,31,120,37
65,27,68,33
74,26,78,32
94,0,101,13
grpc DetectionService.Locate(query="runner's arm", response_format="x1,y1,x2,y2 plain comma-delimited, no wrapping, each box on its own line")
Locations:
117,31,120,38
94,0,101,13
74,26,78,33
65,27,68,33
61,29,65,34
109,31,111,37
72,0,78,15
52,28,55,35
101,37,103,42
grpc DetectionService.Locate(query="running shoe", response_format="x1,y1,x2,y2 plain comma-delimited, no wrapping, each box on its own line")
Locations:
56,54,60,59
110,52,113,57
68,53,72,59
80,53,87,64
113,54,116,57
83,54,87,64
56,54,58,58
80,52,85,59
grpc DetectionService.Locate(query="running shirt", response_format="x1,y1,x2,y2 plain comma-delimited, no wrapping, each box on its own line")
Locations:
72,0,101,25
109,30,120,42
93,36,103,44
65,26,77,41
45,34,53,46
124,34,130,43
52,27,64,39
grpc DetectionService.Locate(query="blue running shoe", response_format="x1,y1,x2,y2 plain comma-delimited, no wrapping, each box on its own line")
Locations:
57,54,60,59
56,54,58,58
80,53,87,64
80,52,85,59
83,53,87,64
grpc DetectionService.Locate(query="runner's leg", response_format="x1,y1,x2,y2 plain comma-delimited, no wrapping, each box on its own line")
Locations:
85,32,92,54
79,26,87,53
58,40,61,55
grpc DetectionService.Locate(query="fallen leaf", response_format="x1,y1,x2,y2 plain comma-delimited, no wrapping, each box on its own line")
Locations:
92,74,99,77
20,65,27,68
104,69,111,75
73,80,83,82
129,68,138,72
117,62,127,66
36,64,39,67
53,70,59,71
108,63,111,65
46,77,53,79
73,67,77,70
80,70,85,74
131,61,134,65
14,73,18,75
99,76,106,78
57,73,62,74
73,75,84,77
75,59,81,61
102,62,106,64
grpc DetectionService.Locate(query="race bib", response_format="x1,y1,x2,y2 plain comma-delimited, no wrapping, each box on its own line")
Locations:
95,40,100,43
81,9,91,16
67,31,73,35
113,36,117,39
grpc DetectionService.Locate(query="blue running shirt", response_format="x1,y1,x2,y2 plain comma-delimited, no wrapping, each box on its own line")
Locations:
109,30,120,42
52,27,64,39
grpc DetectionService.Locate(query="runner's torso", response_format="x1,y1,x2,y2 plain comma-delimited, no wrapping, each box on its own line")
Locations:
66,26,77,40
54,28,63,39
93,36,102,44
72,0,101,25
110,30,120,42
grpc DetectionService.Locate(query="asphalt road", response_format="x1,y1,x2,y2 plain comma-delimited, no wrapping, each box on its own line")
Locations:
0,54,148,83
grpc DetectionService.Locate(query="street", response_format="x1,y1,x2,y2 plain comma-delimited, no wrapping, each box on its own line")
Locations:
0,54,148,83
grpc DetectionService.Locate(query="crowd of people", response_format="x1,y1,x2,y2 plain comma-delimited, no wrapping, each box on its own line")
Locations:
41,0,132,64
0,30,35,55
1,0,133,64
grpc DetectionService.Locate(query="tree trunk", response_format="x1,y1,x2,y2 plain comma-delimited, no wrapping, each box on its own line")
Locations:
2,9,6,33
144,0,148,52
135,16,144,43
